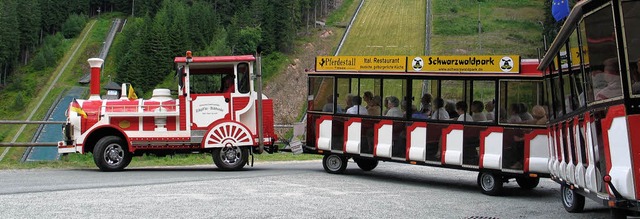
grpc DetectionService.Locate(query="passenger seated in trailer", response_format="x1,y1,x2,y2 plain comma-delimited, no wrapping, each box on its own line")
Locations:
595,58,623,100
367,95,382,116
322,94,343,113
528,105,548,125
506,103,522,123
346,96,368,115
383,96,390,115
384,96,403,117
345,93,355,110
518,103,533,122
420,93,433,117
430,97,450,120
455,101,472,122
402,100,427,119
363,91,374,111
470,101,487,122
590,68,607,95
445,101,459,119
484,100,495,121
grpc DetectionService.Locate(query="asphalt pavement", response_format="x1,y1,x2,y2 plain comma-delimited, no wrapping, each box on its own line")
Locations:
0,160,610,218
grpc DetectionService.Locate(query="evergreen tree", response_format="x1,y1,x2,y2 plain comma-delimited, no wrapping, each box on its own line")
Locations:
203,28,231,56
62,14,88,39
18,0,42,65
126,16,156,92
137,0,163,16
165,0,190,56
273,0,299,53
0,0,20,86
68,0,89,14
253,0,277,53
188,1,217,49
148,7,172,91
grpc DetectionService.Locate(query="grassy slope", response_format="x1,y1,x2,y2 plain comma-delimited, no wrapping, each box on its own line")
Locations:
339,0,426,56
431,0,544,58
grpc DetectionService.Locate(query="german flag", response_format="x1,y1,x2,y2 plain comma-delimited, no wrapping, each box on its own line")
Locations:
70,99,87,118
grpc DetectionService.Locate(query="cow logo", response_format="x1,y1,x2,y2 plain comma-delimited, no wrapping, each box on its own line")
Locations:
500,56,514,72
412,57,423,71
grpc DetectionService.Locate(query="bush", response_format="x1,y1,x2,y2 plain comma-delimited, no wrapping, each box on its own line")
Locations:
32,52,47,71
12,92,25,111
39,34,66,66
235,27,262,55
262,52,288,82
62,14,88,39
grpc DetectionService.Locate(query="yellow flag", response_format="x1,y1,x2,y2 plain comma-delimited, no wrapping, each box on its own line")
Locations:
128,84,138,100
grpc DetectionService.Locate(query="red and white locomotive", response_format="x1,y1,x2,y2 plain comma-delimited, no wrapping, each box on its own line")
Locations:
58,51,277,171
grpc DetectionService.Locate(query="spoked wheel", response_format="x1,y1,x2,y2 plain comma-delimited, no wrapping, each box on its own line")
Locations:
516,176,540,190
353,157,379,171
212,146,248,170
93,136,132,172
561,184,585,213
477,172,503,196
322,154,348,174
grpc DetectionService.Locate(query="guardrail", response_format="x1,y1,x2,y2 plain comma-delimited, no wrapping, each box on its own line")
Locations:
0,142,58,147
0,120,66,147
0,120,66,125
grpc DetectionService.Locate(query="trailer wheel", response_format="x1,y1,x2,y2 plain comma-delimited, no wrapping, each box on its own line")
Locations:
322,154,347,174
561,184,585,213
353,157,378,171
212,146,248,170
93,136,131,172
516,176,540,190
477,172,503,196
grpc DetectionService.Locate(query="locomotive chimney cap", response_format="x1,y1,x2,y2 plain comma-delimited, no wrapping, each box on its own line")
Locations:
88,58,104,68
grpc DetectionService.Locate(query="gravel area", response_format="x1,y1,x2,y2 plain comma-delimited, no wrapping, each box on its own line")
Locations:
263,29,337,133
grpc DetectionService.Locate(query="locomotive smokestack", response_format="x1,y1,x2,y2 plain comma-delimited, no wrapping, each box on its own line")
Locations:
87,58,104,100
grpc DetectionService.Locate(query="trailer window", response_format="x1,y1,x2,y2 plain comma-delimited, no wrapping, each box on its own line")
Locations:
500,80,544,125
411,79,437,120
308,76,335,113
584,5,622,101
359,78,382,116
471,80,495,122
337,78,352,114
382,79,405,118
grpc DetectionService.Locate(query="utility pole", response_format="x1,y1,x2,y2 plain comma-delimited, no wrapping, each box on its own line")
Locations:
132,0,135,17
